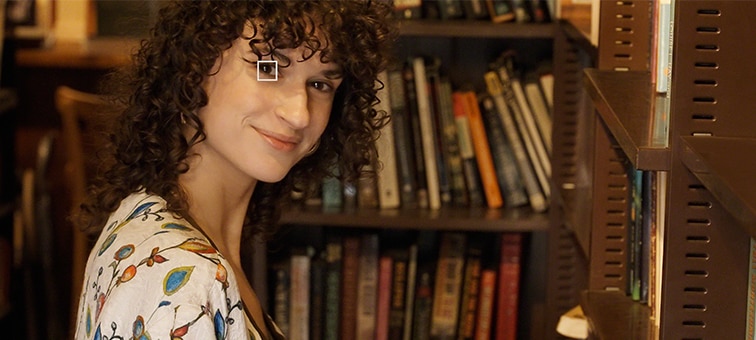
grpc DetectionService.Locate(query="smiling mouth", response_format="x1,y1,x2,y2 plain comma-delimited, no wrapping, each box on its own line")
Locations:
257,129,299,152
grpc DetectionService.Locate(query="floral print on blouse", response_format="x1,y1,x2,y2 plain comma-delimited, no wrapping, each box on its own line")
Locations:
74,191,284,340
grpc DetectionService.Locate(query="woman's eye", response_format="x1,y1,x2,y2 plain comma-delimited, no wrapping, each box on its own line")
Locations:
255,61,278,80
311,81,333,92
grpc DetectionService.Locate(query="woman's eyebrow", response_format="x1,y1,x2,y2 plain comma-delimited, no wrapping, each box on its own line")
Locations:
322,68,344,79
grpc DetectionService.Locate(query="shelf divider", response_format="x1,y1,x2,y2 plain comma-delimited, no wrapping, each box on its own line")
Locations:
581,290,651,340
583,69,670,170
680,136,756,238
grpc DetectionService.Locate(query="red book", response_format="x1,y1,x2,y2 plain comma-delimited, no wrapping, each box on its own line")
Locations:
340,236,361,340
495,233,522,340
375,256,393,340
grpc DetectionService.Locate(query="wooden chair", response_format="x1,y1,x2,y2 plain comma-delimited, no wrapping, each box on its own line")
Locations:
54,85,111,330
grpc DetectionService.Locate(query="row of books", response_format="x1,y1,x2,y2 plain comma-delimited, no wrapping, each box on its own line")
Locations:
269,230,524,340
328,50,553,213
394,0,553,24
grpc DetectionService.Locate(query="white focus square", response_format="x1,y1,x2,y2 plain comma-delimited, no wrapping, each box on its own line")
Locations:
257,60,278,81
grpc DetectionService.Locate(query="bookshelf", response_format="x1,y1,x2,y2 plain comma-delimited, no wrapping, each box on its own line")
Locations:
569,1,756,339
268,17,588,340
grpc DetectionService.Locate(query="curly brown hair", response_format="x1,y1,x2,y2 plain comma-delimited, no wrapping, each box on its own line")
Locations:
77,0,397,241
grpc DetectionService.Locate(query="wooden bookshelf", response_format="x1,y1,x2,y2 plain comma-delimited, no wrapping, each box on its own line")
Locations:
680,136,756,238
583,69,669,171
398,20,555,39
581,290,650,340
281,205,549,232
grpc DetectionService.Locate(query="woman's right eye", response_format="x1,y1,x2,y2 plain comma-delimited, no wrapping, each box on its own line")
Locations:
255,61,278,80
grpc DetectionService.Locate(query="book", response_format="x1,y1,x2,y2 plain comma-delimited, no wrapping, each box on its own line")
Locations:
340,236,361,340
483,70,547,213
375,70,401,209
322,167,343,210
437,77,469,207
495,233,522,340
430,232,467,339
357,234,380,339
496,56,551,201
412,56,442,210
403,62,430,209
478,93,529,208
425,58,453,207
452,94,486,207
511,0,533,23
403,244,420,340
357,164,380,209
375,255,393,340
486,0,516,23
462,0,490,20
289,247,312,340
323,236,342,340
747,238,756,340
388,247,410,339
273,262,291,337
455,91,504,209
437,0,466,20
457,235,484,340
394,0,422,19
475,269,497,340
310,250,326,340
412,230,439,340
388,68,419,209
523,70,553,155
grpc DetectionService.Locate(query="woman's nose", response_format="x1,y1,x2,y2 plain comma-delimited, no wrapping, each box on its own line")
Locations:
274,87,310,129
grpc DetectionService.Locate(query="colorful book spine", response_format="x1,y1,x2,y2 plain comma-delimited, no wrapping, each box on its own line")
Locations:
457,237,483,340
388,247,410,339
376,255,394,340
340,236,361,340
495,233,522,340
452,95,485,207
430,232,467,338
454,91,503,209
475,269,497,340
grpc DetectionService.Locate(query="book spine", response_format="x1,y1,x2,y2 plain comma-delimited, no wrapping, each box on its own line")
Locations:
747,238,756,340
388,69,418,208
438,78,469,206
310,252,326,340
375,70,401,209
475,269,497,340
483,71,546,212
413,271,434,340
455,91,503,209
322,169,343,209
509,74,551,198
341,236,361,340
412,57,442,210
358,164,380,209
457,239,483,340
495,233,522,340
403,244,420,340
389,248,410,339
357,234,380,339
452,102,485,207
478,93,529,208
324,237,342,340
274,263,291,337
376,256,394,340
430,232,467,338
426,60,454,207
403,62,429,209
523,72,553,155
290,248,312,340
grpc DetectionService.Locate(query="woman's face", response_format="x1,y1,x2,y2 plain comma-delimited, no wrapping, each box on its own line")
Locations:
194,30,343,184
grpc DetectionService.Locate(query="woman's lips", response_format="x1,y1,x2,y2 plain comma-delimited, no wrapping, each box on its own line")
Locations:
257,129,299,152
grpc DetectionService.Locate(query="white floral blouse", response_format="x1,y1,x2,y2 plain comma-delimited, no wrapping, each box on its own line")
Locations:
74,191,284,340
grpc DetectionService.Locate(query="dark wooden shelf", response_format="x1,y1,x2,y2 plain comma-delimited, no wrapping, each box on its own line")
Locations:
280,204,549,232
559,185,592,258
583,69,670,171
680,136,756,238
398,19,555,39
581,290,651,340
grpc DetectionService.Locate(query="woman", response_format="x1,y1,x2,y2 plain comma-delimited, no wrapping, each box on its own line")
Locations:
73,1,395,339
